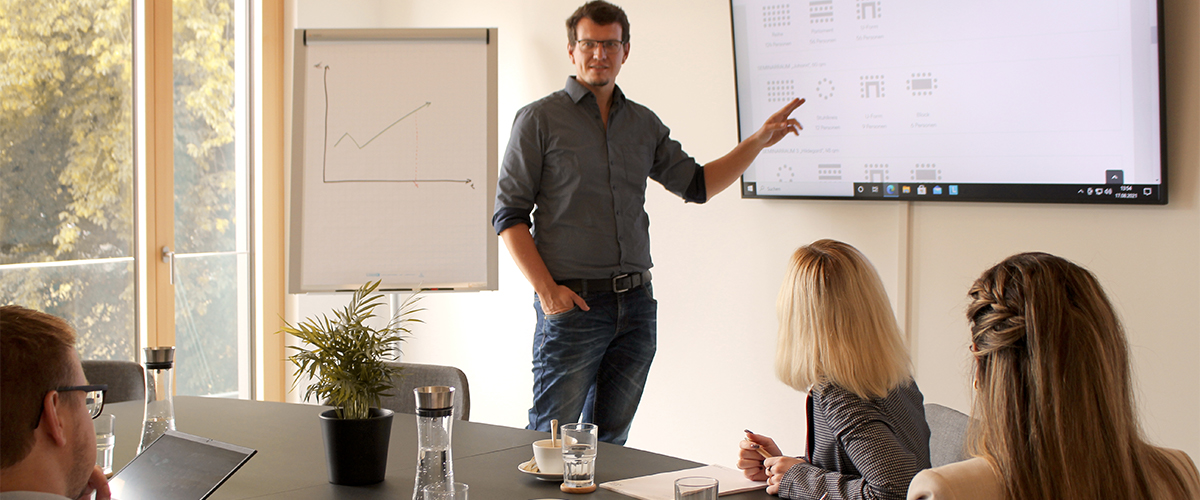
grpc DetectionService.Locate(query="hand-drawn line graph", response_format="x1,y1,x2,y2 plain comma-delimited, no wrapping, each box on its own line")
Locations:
333,101,430,149
317,63,474,188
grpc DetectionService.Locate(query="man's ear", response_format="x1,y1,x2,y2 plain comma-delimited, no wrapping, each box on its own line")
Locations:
37,391,70,447
621,43,630,63
568,43,576,64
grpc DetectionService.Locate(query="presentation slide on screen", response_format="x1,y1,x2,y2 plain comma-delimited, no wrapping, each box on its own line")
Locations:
731,0,1163,200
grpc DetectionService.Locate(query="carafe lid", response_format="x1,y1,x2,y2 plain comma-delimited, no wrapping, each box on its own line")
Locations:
415,386,454,412
144,346,175,369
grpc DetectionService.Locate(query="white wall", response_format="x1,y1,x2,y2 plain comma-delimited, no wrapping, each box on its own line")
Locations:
288,0,1200,468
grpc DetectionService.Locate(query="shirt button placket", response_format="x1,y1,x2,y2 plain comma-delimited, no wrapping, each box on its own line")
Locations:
607,133,626,269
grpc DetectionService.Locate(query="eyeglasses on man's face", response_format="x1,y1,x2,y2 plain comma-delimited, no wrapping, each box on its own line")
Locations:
68,385,108,418
32,384,109,428
576,39,624,53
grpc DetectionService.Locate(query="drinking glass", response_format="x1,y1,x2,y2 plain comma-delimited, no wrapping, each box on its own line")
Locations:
421,482,468,500
675,476,719,500
94,414,116,474
560,423,598,489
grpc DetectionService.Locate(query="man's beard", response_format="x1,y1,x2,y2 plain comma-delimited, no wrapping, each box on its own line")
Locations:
68,424,95,499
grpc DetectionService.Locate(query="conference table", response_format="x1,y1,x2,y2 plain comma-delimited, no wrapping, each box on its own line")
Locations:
106,397,771,499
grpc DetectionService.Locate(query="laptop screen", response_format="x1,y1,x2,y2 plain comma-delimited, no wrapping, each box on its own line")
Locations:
108,430,256,500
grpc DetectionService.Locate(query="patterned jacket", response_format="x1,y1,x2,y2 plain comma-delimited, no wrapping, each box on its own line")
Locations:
778,380,931,500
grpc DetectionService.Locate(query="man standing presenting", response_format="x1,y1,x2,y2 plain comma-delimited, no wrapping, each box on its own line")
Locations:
493,1,803,444
1,306,111,500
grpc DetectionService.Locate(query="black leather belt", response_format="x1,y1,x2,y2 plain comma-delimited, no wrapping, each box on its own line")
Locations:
557,271,651,294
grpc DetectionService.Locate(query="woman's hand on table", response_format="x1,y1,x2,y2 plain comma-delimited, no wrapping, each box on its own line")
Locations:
762,455,807,495
737,430,783,481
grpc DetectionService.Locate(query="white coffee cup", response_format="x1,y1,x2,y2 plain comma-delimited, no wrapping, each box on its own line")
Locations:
532,438,565,474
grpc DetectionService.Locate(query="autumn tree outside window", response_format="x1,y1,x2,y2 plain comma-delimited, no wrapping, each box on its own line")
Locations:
0,0,254,398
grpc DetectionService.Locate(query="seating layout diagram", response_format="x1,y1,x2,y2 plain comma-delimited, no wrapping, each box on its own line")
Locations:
731,0,1162,198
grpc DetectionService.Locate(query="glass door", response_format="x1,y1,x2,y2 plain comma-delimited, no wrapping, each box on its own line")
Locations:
167,0,252,398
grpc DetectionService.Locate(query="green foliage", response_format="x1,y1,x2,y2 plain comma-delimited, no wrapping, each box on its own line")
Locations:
1,0,136,362
283,281,423,420
0,0,135,259
1,0,242,396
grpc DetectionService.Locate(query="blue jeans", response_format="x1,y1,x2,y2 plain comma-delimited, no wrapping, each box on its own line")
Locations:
527,283,657,445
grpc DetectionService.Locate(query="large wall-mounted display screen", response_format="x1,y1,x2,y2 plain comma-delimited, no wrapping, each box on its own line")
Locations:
731,0,1166,204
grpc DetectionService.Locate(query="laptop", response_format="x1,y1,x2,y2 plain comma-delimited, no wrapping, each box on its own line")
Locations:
108,430,256,500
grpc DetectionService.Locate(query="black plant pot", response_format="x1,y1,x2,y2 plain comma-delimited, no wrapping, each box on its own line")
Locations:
319,408,394,486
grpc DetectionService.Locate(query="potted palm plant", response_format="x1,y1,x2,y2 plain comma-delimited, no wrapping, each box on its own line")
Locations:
282,280,422,486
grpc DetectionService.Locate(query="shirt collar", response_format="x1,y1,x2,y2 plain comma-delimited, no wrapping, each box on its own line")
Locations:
565,76,626,105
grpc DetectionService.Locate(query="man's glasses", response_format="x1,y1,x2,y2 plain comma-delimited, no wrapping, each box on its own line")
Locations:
63,385,108,418
32,384,109,428
576,39,624,53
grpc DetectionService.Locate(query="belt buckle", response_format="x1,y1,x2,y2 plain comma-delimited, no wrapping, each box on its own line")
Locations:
612,273,633,293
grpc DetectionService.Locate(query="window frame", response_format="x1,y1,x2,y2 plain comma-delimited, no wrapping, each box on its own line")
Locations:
134,0,287,401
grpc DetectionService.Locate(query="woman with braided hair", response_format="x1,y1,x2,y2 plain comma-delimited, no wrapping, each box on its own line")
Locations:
907,252,1200,500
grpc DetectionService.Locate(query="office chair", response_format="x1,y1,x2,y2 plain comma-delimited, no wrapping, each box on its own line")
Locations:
81,360,146,404
925,402,971,467
378,362,471,421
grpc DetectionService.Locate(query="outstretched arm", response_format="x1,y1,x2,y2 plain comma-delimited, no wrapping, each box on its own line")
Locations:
702,98,804,200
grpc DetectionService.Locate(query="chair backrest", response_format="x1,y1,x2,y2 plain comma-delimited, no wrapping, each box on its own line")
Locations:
81,360,146,404
925,402,971,467
378,362,471,421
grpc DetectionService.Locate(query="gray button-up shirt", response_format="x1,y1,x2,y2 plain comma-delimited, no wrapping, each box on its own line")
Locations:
493,77,706,280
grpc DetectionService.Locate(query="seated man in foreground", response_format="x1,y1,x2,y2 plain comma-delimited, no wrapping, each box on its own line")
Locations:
1,305,111,500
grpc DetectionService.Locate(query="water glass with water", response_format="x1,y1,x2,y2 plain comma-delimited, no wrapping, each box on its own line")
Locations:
94,414,115,474
560,423,598,489
422,482,468,500
675,476,719,500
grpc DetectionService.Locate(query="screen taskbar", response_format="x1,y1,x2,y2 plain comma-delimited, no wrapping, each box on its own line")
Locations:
741,182,1167,204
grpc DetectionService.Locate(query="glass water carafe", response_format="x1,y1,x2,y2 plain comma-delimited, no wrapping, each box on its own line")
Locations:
413,386,455,500
138,346,176,453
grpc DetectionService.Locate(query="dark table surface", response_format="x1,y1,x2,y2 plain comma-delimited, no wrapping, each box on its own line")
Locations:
106,397,770,499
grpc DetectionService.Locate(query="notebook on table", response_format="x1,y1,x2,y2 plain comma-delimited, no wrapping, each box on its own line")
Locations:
599,464,767,500
108,430,256,500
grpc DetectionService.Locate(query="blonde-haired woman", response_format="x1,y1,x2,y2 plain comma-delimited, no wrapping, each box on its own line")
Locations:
907,252,1200,500
737,239,930,499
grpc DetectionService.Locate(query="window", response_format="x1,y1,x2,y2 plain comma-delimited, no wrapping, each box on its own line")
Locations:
168,0,251,397
0,0,138,361
0,0,256,399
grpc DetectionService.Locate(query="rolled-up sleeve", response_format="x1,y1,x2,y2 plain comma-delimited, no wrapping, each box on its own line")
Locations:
493,106,542,234
648,119,707,204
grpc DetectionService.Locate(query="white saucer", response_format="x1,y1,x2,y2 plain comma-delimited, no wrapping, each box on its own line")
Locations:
518,459,563,481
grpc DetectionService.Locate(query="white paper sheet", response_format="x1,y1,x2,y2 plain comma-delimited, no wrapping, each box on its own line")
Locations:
598,464,768,500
